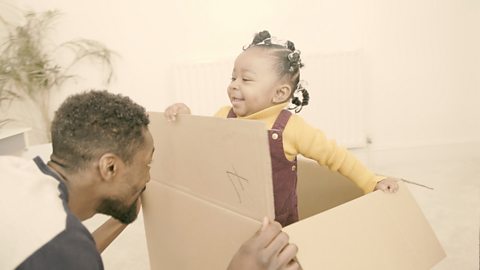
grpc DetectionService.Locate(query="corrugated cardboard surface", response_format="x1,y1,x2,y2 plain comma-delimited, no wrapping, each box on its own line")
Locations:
285,181,446,269
142,181,262,269
147,113,274,221
296,157,364,219
143,113,274,269
143,113,445,269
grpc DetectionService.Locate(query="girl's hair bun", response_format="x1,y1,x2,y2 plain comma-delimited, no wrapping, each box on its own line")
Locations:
286,40,296,51
252,30,271,45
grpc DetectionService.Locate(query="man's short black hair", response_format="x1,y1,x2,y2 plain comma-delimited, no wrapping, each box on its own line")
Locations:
51,90,150,172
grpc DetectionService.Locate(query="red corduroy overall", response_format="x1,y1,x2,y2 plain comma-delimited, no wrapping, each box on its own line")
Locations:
228,109,298,226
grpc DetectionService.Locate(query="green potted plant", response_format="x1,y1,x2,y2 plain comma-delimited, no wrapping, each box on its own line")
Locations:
0,9,116,144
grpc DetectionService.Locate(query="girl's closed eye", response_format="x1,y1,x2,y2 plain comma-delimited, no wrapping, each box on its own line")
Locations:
241,74,255,82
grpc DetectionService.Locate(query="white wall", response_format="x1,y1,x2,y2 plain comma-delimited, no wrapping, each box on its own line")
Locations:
2,0,479,149
363,1,480,148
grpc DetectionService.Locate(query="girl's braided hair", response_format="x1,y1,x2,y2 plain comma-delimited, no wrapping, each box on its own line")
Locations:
245,30,309,113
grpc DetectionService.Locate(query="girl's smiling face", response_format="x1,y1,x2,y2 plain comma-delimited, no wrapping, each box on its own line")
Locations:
228,47,287,117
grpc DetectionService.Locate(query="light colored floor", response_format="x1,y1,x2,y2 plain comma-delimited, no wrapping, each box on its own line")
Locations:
25,142,480,269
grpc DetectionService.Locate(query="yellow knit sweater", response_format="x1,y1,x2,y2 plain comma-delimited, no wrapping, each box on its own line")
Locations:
215,103,385,193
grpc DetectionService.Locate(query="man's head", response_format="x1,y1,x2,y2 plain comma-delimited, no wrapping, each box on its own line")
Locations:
51,90,154,224
51,90,151,171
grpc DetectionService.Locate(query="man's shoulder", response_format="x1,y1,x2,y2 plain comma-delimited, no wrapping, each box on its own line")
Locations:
0,156,71,269
0,156,59,187
17,214,103,270
0,155,39,173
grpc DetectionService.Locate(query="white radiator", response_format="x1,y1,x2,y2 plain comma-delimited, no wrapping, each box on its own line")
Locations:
171,59,232,116
300,50,367,148
170,50,367,149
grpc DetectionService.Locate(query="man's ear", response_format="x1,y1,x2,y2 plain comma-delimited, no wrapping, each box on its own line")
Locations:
272,84,292,104
98,153,120,182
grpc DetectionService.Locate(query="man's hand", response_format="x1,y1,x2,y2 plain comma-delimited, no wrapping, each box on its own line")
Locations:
227,217,301,270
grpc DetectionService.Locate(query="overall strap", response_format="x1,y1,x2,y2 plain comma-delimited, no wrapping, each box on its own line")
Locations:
227,108,237,118
271,110,292,131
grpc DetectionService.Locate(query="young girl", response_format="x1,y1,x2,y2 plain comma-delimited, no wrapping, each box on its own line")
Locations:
165,30,399,226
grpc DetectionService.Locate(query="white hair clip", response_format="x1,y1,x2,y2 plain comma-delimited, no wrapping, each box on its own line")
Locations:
245,36,291,50
288,50,302,72
288,80,309,113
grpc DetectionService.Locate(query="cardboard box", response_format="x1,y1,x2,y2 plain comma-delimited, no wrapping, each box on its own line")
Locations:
143,113,275,270
285,180,446,269
296,157,364,220
142,113,445,269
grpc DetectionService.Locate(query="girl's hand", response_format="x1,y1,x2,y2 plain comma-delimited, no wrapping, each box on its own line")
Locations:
374,178,399,193
164,103,191,121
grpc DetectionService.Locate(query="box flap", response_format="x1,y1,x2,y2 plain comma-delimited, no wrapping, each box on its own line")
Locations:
147,112,274,220
143,113,274,269
284,181,446,269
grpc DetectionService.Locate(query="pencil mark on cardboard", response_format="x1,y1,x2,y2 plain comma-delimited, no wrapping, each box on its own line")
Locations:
226,166,249,203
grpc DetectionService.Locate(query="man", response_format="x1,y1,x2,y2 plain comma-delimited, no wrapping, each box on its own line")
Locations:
0,90,300,270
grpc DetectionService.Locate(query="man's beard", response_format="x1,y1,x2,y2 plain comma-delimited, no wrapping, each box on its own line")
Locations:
97,197,139,224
